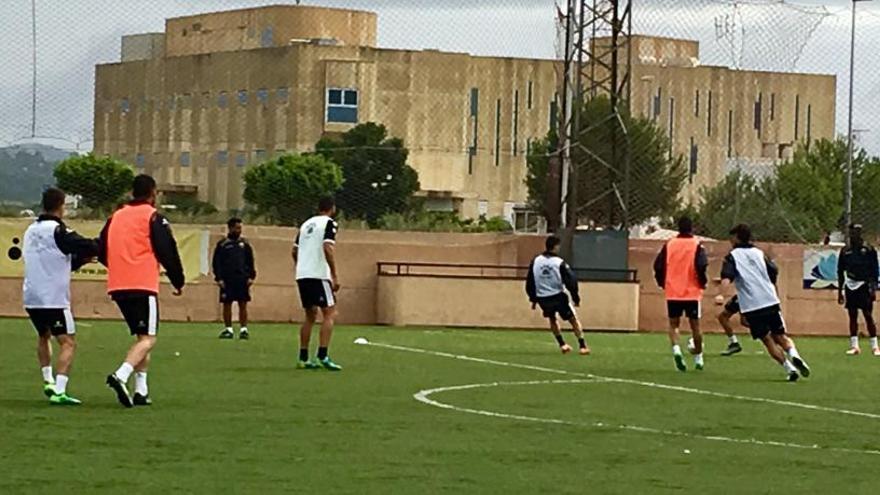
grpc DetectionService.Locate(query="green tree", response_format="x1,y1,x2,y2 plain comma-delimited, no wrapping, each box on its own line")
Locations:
54,153,134,214
526,96,686,228
315,123,420,226
524,129,558,223
243,153,343,226
697,138,880,243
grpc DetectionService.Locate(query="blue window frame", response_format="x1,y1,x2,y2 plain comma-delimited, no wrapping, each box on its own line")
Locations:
238,90,248,106
218,92,228,109
277,87,289,104
217,150,228,167
257,88,269,106
180,152,191,167
326,88,358,123
135,153,145,168
235,152,247,168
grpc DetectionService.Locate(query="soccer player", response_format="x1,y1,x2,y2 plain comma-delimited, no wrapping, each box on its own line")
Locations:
292,197,342,371
717,295,745,356
213,217,256,340
837,224,880,356
99,175,185,408
720,224,811,382
526,235,590,355
22,187,99,405
653,217,708,371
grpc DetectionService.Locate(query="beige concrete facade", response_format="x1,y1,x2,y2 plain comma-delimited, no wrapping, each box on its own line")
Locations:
94,7,835,222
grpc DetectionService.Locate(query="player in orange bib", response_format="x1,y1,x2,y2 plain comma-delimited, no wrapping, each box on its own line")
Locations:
653,217,709,372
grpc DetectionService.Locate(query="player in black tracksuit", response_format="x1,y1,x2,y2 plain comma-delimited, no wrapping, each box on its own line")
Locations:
837,224,880,355
212,218,256,340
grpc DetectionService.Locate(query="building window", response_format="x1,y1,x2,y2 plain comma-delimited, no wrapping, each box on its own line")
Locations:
326,88,358,123
257,88,269,106
235,152,247,168
167,95,177,111
120,98,130,114
770,93,776,121
255,149,267,162
689,138,698,183
201,92,211,109
806,104,812,143
468,88,479,175
277,87,289,104
707,90,713,137
549,99,558,133
180,152,191,167
653,87,662,120
754,94,762,133
135,153,145,169
218,91,228,109
794,95,800,140
495,99,502,167
667,97,675,158
727,110,734,158
217,150,228,167
238,90,248,106
512,90,519,157
527,81,533,110
694,90,700,117
260,27,274,48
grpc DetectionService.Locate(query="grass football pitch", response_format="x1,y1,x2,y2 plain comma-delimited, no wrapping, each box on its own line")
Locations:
1,319,879,494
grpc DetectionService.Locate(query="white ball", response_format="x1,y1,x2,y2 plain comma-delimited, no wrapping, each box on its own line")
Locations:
174,351,181,357
353,337,369,345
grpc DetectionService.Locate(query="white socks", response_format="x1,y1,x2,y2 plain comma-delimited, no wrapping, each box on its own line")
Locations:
240,326,248,333
55,375,69,395
851,336,860,349
135,372,149,396
41,366,54,384
786,345,801,360
694,353,704,366
115,362,134,382
226,327,233,333
871,337,879,350
783,361,797,374
672,344,682,356
728,335,739,345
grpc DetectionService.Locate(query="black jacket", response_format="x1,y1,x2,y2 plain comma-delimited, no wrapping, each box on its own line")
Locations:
38,214,100,271
98,201,185,293
212,236,256,282
838,243,879,289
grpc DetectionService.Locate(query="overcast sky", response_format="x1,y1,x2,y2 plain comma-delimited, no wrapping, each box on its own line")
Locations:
1,0,880,153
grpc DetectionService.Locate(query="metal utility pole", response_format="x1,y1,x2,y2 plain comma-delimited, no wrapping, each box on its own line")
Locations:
31,0,38,138
555,0,632,232
845,0,872,231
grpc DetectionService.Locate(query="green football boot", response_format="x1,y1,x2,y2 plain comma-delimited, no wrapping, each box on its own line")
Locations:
673,353,687,372
319,357,342,371
49,393,82,406
43,383,57,398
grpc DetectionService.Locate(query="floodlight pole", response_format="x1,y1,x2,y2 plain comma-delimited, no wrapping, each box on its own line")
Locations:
845,0,871,231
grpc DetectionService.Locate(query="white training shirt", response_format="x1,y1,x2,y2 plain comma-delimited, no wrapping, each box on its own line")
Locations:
725,245,780,314
295,215,337,281
531,255,566,298
23,219,73,309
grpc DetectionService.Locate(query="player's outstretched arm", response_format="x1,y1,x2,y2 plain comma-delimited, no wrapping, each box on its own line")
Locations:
54,223,100,271
150,213,185,293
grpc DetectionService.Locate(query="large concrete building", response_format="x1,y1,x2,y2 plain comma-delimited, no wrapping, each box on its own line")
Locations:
93,5,835,223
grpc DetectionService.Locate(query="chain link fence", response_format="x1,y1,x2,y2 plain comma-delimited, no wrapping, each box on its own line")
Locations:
1,0,879,240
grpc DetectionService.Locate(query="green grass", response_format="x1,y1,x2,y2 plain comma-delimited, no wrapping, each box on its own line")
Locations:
2,319,879,494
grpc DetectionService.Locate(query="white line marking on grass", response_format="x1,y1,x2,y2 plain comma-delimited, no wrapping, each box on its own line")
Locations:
414,379,880,456
367,342,880,420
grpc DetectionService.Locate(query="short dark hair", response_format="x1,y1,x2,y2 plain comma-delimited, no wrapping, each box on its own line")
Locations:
132,174,157,200
730,224,752,243
318,196,335,213
227,217,242,229
678,216,693,234
42,187,66,212
545,235,562,252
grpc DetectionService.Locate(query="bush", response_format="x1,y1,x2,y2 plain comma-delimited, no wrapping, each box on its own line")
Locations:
54,154,134,216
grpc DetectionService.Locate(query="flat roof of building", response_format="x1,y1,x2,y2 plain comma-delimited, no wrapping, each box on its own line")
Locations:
166,4,376,23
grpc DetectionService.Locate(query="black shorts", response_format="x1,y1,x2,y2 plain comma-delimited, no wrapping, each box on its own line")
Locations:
114,295,159,336
220,279,251,303
845,285,874,312
537,293,575,321
667,300,701,320
26,308,75,337
724,295,741,315
743,305,786,340
297,279,336,309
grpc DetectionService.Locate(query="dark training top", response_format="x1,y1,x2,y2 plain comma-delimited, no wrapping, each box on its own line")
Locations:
838,243,879,287
212,236,256,282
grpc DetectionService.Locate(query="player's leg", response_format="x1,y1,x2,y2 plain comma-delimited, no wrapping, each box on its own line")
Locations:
50,331,81,405
549,317,570,353
719,298,743,356
107,296,158,408
317,304,341,371
568,315,590,355
667,302,687,371
773,333,810,378
219,301,234,339
760,334,799,381
133,350,152,406
238,301,249,340
846,305,861,355
687,303,704,370
862,294,878,355
37,333,54,393
298,307,318,368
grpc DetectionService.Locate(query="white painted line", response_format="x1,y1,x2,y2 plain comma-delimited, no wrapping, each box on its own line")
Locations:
367,341,880,420
414,379,880,456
